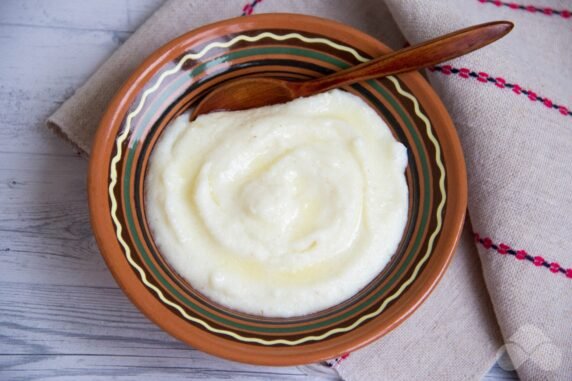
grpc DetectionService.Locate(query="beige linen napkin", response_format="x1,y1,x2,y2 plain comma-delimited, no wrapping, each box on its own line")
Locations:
382,1,572,380
48,0,572,380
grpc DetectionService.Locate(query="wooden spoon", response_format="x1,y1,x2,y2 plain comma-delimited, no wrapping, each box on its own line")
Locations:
190,21,513,120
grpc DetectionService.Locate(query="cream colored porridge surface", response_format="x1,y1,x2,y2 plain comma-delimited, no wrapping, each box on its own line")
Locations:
145,89,408,317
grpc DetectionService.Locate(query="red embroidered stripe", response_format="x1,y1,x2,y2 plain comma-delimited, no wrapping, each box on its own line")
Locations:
326,352,350,368
429,65,572,118
478,0,572,18
242,0,264,16
474,233,572,279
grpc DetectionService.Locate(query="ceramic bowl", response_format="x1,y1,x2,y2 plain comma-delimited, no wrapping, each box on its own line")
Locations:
89,14,467,365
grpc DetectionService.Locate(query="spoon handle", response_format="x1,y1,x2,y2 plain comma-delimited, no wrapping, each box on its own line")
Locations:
298,21,513,95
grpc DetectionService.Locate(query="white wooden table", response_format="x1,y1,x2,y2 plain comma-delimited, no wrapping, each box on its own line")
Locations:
0,1,519,379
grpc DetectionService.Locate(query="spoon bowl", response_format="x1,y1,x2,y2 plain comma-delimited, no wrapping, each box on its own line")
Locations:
193,77,300,116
